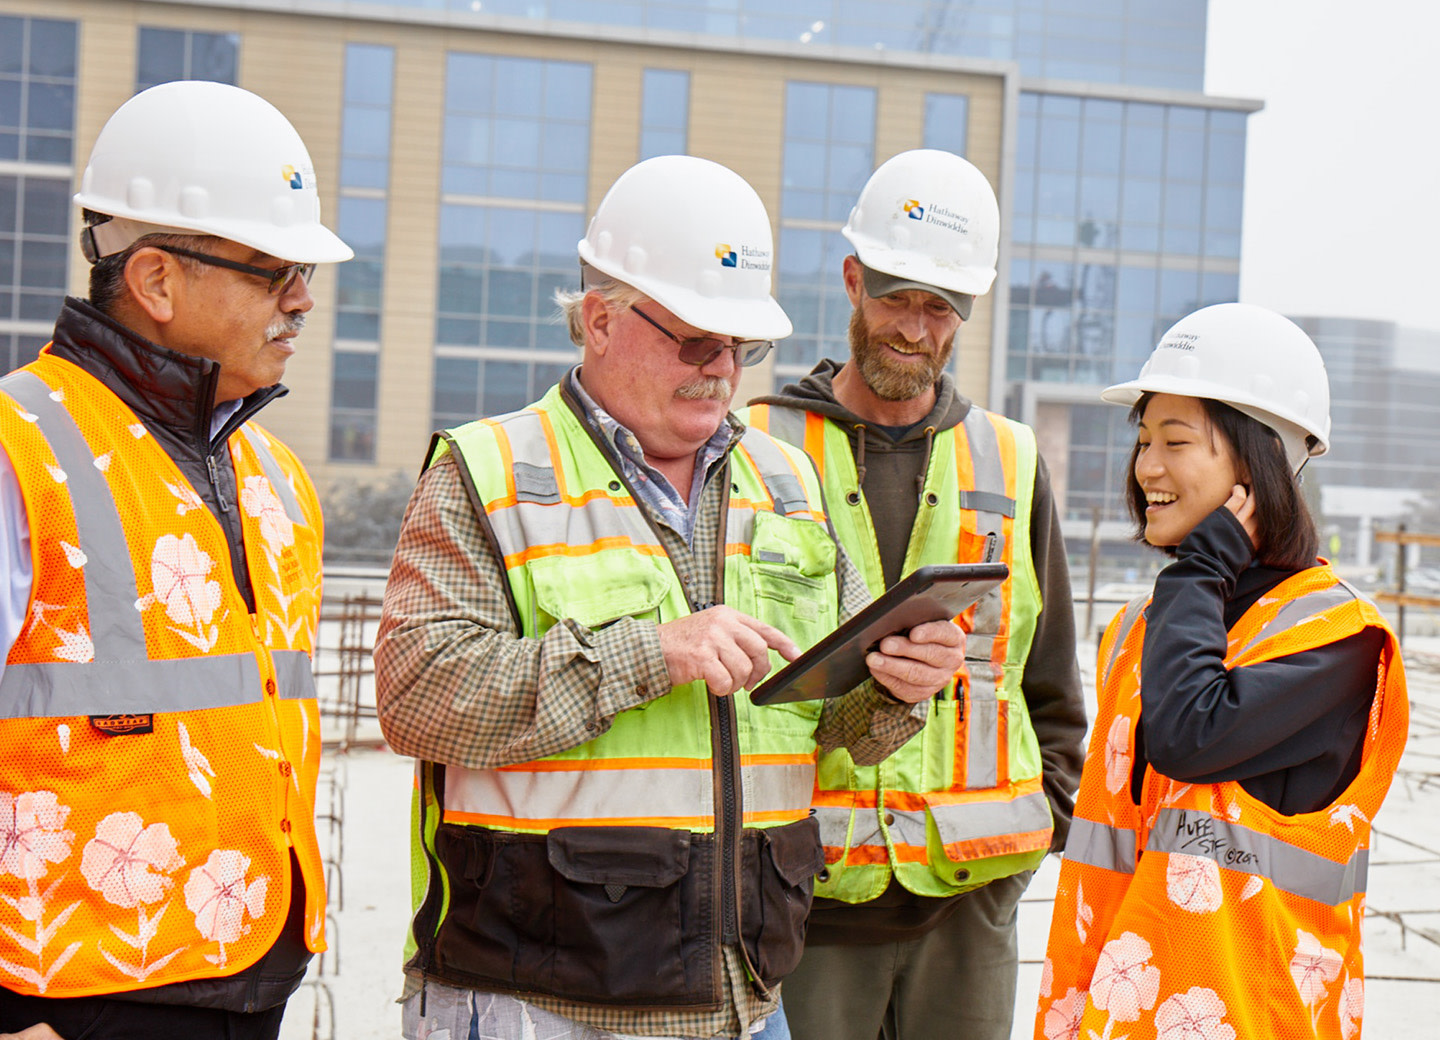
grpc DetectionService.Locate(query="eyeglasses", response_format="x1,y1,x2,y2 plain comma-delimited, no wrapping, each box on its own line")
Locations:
156,245,316,296
630,305,774,367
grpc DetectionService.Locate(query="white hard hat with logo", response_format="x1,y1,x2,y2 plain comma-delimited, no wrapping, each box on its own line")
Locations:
1102,303,1330,473
577,155,792,341
841,148,1000,318
75,80,352,264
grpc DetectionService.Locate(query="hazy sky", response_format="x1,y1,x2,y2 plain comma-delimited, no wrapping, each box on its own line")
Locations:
1204,1,1439,333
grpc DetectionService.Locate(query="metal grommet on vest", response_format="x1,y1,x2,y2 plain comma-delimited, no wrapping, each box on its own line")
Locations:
954,868,971,882
846,491,861,505
925,491,939,506
817,866,831,883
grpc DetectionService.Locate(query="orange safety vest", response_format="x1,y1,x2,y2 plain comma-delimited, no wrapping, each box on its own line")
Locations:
0,350,327,999
1037,566,1407,1040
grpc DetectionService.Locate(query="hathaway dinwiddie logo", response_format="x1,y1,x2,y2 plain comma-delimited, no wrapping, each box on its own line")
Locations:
904,199,925,220
281,164,304,189
715,243,738,268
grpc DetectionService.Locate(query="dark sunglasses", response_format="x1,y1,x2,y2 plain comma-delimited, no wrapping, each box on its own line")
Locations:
630,305,774,367
156,244,316,295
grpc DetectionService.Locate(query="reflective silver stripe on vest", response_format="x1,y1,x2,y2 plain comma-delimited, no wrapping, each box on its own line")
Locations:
814,789,1052,853
486,494,660,556
1149,807,1367,905
444,760,816,822
1231,583,1358,661
275,649,317,700
958,410,1011,791
1,370,146,657
1101,596,1148,691
738,428,811,516
816,803,882,852
480,410,662,556
0,654,262,718
1063,816,1138,875
239,425,306,524
752,405,806,449
929,788,1053,846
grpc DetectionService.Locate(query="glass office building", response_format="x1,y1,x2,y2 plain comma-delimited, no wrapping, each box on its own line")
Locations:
0,0,1256,534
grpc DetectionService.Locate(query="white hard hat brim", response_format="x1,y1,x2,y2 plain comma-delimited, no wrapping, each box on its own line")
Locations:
76,197,356,264
1102,373,1328,472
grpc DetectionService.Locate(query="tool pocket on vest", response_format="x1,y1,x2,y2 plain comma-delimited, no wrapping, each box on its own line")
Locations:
529,551,672,632
740,816,824,988
430,823,716,1005
748,510,837,655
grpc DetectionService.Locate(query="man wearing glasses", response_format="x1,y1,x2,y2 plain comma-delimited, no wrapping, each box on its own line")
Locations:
375,155,965,1040
0,81,350,1040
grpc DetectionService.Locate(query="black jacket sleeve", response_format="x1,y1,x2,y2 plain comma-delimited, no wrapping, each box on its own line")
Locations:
1136,508,1382,815
1022,454,1088,850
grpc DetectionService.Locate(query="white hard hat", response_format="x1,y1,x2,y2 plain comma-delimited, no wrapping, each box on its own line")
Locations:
841,149,1000,310
577,155,792,341
1103,303,1331,473
75,81,352,264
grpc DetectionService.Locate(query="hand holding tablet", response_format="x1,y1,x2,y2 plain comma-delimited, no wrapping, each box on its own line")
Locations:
748,563,1009,706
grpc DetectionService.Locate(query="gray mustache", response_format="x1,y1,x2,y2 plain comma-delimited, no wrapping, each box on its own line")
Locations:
675,377,733,402
265,313,307,340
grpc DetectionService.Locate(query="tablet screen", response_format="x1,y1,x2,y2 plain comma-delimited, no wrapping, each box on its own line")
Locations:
748,562,1009,706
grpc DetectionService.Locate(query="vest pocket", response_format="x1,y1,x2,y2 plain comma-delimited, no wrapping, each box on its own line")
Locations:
740,817,824,987
748,510,837,654
429,823,717,1006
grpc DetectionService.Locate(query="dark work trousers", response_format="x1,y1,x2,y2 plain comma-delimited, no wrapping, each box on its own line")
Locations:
0,991,288,1040
781,870,1033,1040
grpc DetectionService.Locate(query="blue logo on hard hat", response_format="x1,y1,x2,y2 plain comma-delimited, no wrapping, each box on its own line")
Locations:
281,165,304,189
904,199,924,220
715,244,737,268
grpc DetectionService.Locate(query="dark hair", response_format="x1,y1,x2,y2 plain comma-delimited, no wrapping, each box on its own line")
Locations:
82,209,219,317
1123,392,1319,570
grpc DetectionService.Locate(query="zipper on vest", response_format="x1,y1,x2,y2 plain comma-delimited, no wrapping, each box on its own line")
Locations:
717,696,741,945
206,453,232,513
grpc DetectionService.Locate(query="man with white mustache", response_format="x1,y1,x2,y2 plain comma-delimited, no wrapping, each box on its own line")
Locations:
744,149,1087,1040
0,82,350,1040
375,155,968,1040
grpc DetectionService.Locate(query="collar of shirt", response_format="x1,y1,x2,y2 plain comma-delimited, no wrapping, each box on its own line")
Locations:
567,367,737,544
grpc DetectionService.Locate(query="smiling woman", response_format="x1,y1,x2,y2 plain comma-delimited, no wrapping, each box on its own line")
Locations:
1036,303,1410,1040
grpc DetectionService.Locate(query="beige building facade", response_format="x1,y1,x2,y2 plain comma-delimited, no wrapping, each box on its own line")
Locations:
3,0,1015,494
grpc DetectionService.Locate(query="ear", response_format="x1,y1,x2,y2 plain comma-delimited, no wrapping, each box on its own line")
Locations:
122,248,183,326
841,255,865,307
581,291,613,357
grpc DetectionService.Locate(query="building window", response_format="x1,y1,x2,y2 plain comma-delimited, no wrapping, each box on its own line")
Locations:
1,15,76,369
773,81,876,387
923,92,969,155
433,53,591,425
639,68,689,160
329,44,394,463
135,28,239,92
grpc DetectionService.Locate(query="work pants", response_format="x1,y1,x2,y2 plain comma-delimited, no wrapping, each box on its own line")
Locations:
0,990,288,1040
781,870,1032,1040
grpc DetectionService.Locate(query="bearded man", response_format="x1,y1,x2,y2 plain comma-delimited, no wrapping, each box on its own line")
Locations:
743,149,1087,1040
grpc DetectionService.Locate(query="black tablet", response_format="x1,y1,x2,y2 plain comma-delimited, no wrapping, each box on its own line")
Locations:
748,562,1009,706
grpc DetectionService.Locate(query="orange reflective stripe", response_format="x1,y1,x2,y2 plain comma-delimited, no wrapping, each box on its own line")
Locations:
803,411,827,477
477,416,518,507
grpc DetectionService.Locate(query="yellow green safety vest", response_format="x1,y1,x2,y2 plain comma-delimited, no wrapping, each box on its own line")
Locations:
742,403,1050,900
402,383,846,1004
